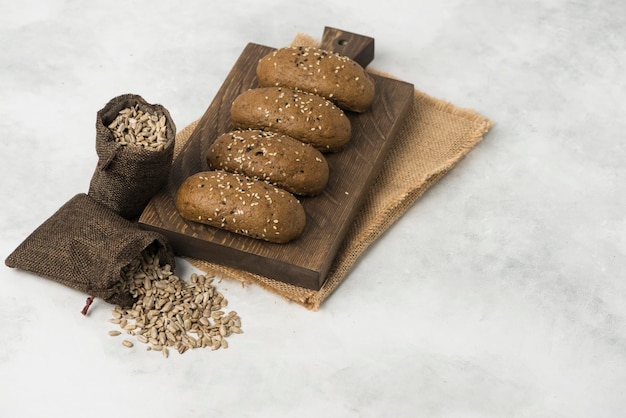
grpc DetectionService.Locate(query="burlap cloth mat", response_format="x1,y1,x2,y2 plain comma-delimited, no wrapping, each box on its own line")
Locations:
174,34,493,310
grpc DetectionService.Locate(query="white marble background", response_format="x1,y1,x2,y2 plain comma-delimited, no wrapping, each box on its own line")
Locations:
1,0,625,417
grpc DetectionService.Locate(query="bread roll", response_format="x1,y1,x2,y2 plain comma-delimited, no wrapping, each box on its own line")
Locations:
230,87,351,152
207,129,329,196
175,171,306,243
256,46,376,113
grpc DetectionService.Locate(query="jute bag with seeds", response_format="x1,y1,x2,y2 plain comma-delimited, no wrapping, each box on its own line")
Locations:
88,93,176,220
5,193,175,308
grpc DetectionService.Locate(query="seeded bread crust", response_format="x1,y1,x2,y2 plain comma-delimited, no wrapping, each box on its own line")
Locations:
230,87,351,152
256,46,376,113
175,170,306,244
207,129,329,196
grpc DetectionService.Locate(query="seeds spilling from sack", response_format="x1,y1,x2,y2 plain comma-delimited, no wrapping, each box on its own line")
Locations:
107,104,168,151
108,247,242,356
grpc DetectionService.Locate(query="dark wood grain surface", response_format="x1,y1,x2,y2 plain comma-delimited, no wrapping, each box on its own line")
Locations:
138,28,414,289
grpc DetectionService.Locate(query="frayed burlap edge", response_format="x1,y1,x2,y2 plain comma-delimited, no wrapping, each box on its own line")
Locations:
175,33,493,310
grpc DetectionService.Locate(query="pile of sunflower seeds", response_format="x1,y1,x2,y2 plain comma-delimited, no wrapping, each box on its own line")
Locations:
107,104,168,151
108,247,242,357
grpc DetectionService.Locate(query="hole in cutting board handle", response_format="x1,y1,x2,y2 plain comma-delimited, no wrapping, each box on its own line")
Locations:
320,27,375,67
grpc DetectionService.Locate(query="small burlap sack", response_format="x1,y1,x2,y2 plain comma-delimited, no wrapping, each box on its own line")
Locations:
5,193,175,308
88,93,176,220
178,33,493,310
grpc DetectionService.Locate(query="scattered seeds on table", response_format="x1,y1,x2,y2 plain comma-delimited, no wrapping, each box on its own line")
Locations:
107,246,243,357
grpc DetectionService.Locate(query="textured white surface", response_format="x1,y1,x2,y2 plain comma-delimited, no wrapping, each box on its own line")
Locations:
1,1,625,417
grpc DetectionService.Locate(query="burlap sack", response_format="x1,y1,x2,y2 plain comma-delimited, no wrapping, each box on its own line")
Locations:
5,193,175,308
88,93,176,220
178,33,494,310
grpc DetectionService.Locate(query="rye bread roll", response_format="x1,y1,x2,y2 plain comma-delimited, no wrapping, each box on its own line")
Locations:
230,87,351,152
256,46,376,113
175,170,306,244
207,129,329,196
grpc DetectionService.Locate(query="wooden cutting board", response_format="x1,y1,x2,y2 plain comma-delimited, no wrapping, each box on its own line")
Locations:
139,27,414,290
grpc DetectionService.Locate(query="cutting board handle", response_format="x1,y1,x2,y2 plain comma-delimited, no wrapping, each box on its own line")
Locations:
319,27,375,68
